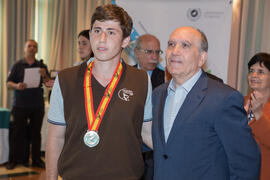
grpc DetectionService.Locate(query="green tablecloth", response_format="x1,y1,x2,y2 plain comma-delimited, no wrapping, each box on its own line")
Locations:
0,108,10,128
0,108,10,163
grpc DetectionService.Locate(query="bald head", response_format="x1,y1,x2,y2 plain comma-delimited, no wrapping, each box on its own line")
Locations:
166,26,208,86
135,34,160,49
169,27,208,53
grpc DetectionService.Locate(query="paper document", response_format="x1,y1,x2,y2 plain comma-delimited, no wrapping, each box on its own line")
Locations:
23,67,41,88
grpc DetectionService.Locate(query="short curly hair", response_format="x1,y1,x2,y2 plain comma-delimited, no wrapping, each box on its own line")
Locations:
248,52,270,71
90,4,133,39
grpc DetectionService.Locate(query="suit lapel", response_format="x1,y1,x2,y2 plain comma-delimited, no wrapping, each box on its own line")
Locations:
151,68,158,82
158,87,168,145
166,73,208,144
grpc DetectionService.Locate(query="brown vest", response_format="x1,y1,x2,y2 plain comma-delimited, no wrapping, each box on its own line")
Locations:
57,61,148,180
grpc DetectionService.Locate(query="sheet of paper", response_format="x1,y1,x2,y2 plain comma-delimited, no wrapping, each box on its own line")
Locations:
23,67,41,88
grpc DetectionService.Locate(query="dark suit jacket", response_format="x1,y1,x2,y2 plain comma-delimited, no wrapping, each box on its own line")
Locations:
152,71,261,180
133,65,164,90
206,72,223,83
151,68,165,89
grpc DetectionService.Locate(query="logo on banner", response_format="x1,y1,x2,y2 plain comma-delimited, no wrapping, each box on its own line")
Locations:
187,8,201,21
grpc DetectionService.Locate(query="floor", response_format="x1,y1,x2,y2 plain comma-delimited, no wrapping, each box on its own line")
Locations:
0,163,46,180
0,159,61,180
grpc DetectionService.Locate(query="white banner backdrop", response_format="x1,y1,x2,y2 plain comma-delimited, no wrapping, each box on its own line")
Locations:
113,0,232,83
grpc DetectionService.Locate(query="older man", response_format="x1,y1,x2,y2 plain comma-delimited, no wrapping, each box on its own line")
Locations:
152,26,261,180
134,34,165,180
134,34,165,89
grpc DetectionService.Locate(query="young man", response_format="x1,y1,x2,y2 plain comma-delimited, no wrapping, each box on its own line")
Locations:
152,26,261,180
46,4,152,180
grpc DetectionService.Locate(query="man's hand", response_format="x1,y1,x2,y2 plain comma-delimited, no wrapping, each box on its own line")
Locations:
39,68,47,77
142,121,153,149
40,67,51,83
16,82,27,90
45,80,55,88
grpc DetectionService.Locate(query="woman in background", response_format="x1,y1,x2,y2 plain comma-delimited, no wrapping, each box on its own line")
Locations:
74,29,94,66
244,52,270,180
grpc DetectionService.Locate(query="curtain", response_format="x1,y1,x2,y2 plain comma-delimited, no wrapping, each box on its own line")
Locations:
33,0,111,70
35,0,78,69
227,0,270,95
3,0,268,107
0,0,110,108
75,0,110,62
39,0,111,70
0,0,7,108
237,0,270,95
0,0,35,108
261,0,270,53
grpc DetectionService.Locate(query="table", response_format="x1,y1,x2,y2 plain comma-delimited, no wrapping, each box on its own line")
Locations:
0,108,10,164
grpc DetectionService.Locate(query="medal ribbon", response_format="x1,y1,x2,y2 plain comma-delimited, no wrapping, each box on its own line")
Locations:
84,61,123,132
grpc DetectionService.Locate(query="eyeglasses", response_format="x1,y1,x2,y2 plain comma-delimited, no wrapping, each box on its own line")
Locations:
138,49,163,55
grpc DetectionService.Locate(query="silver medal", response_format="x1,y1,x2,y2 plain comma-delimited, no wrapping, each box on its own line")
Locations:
83,130,100,147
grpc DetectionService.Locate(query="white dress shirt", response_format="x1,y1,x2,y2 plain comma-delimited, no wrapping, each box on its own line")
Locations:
163,69,202,142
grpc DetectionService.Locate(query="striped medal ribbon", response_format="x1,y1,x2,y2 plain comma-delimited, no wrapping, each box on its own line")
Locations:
83,60,123,147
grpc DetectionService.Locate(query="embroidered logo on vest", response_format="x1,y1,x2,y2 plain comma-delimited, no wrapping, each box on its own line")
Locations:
118,88,133,101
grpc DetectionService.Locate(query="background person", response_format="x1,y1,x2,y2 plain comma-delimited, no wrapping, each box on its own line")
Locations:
134,34,164,180
152,26,261,180
6,39,49,169
74,29,94,66
244,52,270,180
134,34,165,89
